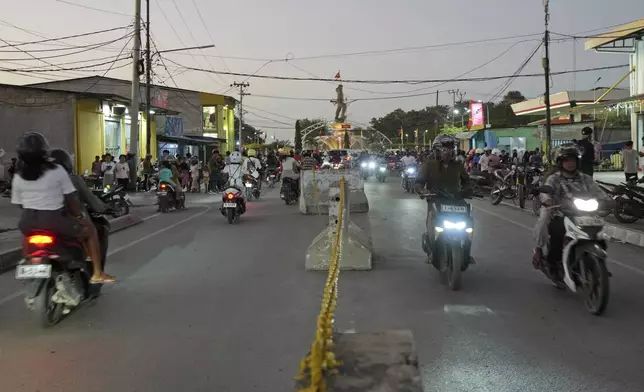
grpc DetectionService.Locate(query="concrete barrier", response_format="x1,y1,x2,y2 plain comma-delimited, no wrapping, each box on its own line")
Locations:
306,180,372,271
299,170,369,215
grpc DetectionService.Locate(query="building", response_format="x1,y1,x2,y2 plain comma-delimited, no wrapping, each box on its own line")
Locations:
0,77,236,174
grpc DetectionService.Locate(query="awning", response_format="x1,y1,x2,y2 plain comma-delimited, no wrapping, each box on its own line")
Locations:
157,135,220,146
455,131,478,140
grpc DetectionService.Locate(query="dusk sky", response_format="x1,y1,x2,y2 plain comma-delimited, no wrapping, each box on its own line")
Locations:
1,0,642,140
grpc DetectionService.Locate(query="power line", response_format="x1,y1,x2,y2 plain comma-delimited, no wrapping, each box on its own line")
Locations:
0,25,131,49
189,0,231,76
0,32,133,60
54,0,133,17
0,56,131,73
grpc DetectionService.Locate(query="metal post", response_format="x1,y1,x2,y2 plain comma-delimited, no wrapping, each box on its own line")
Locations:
231,82,250,149
129,0,142,186
145,0,152,156
543,0,552,163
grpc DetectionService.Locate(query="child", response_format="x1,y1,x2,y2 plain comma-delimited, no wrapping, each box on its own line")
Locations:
115,154,130,189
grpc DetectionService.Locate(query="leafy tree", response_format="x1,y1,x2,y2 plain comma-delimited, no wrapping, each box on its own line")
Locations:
294,120,302,151
296,118,327,143
234,117,262,143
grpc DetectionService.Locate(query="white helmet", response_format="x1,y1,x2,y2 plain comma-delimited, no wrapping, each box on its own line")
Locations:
475,148,483,154
229,151,242,164
491,148,501,156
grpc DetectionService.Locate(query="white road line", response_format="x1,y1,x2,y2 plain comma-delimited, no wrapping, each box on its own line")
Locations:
0,206,211,308
472,204,644,276
142,213,161,221
444,305,495,315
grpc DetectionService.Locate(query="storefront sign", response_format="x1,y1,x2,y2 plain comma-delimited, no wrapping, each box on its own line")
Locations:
151,89,168,109
468,102,484,131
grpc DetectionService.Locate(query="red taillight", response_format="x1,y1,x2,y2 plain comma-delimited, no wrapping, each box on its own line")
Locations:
28,235,54,246
161,183,167,190
227,193,234,200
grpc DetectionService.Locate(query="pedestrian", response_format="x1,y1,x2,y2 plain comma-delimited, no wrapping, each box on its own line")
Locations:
224,151,231,165
202,165,210,193
101,154,115,188
161,149,171,161
622,141,639,183
638,136,644,174
91,155,102,177
115,154,130,189
577,127,596,177
209,150,223,193
190,157,200,192
300,151,318,170
142,155,153,191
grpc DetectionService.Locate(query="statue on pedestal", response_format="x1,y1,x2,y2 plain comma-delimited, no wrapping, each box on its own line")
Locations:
330,84,347,123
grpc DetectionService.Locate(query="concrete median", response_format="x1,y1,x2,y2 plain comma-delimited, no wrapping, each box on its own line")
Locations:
299,170,369,215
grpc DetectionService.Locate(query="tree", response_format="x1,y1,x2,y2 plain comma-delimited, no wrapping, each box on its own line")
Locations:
234,117,262,143
294,120,302,151
296,118,326,143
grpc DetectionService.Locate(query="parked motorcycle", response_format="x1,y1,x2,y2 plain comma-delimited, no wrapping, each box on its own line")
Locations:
402,165,418,193
420,188,479,291
220,186,246,224
538,185,610,315
156,181,186,212
490,165,517,205
95,184,131,217
611,181,644,224
280,177,299,205
375,163,388,182
15,212,110,327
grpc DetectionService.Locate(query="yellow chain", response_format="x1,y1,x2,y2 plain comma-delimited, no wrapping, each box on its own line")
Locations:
297,177,345,392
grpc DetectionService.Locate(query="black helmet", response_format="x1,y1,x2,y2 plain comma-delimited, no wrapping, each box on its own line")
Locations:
432,134,457,149
581,127,593,136
556,143,581,166
50,148,74,173
17,132,49,163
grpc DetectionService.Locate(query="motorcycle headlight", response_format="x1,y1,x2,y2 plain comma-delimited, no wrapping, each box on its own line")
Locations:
360,162,367,168
368,161,376,169
442,220,467,230
379,167,386,172
573,198,598,212
406,168,416,174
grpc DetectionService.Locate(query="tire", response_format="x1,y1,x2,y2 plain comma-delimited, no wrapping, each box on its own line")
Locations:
33,278,64,328
582,255,610,316
518,185,526,209
491,185,503,205
614,199,638,224
159,198,169,213
226,208,235,224
447,246,463,291
116,198,129,216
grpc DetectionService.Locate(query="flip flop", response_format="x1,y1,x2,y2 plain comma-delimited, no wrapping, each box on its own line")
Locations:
90,275,116,284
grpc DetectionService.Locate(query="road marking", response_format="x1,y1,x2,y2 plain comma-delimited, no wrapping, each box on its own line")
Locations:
0,206,211,308
142,213,161,221
472,203,644,276
444,305,494,315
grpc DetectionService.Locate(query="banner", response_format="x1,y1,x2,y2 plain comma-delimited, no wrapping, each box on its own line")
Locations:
468,101,484,131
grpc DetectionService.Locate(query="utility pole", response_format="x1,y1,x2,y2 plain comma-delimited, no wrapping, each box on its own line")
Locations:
435,90,439,107
231,82,250,149
448,89,459,126
129,0,142,188
543,0,553,163
145,0,152,156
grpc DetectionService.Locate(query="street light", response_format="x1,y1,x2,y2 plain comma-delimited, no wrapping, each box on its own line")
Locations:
453,109,460,114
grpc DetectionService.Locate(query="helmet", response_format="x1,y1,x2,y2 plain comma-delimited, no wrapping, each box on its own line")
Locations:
17,132,49,163
50,148,74,173
555,143,581,168
475,148,483,154
229,151,243,164
491,148,501,155
432,134,457,161
581,127,593,136
247,149,256,157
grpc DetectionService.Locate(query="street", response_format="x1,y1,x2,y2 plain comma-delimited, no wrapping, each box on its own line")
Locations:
1,180,644,391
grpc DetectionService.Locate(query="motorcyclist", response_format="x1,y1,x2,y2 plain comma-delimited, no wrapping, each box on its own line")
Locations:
242,149,262,189
265,150,281,180
222,151,246,190
577,126,596,177
532,143,611,282
11,134,113,284
280,149,301,196
414,134,474,264
49,148,114,282
401,150,417,167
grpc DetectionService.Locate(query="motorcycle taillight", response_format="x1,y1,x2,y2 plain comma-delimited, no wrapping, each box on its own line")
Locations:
226,193,235,200
28,235,54,246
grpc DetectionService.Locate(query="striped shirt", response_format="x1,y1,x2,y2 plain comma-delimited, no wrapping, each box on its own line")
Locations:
300,157,318,171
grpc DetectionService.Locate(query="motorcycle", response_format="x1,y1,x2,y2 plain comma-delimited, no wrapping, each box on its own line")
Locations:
359,160,377,179
15,212,110,327
375,163,388,182
538,185,611,315
402,165,418,193
280,177,299,205
94,184,131,217
266,168,279,188
420,189,478,291
243,174,261,200
156,181,186,212
220,186,246,224
604,180,644,224
490,165,517,205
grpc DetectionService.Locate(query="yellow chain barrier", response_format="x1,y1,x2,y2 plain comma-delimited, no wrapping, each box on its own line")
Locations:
297,176,345,392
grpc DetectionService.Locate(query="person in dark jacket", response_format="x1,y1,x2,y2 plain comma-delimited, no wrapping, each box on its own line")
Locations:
577,127,595,178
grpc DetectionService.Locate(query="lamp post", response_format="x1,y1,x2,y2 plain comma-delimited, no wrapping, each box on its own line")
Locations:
593,76,602,120
424,129,428,146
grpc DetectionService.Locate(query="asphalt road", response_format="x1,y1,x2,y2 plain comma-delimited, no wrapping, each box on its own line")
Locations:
1,179,644,391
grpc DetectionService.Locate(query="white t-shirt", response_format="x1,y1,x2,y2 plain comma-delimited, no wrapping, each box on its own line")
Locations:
242,157,262,176
115,162,130,179
282,157,299,179
11,164,76,210
639,147,644,170
479,154,490,171
401,156,417,166
101,161,115,175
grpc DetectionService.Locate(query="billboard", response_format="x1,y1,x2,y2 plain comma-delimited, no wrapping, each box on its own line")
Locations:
468,101,484,131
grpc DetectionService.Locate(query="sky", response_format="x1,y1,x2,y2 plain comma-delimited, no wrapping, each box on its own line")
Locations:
1,0,642,141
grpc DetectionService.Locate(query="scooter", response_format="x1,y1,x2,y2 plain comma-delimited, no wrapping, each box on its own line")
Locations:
266,168,279,188
220,186,246,224
16,212,110,327
280,178,298,205
243,174,261,200
359,160,377,179
94,184,131,217
156,181,186,212
376,163,388,182
402,165,418,193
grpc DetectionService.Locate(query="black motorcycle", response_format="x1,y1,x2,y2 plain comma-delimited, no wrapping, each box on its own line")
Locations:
421,189,479,291
611,180,644,224
16,212,110,327
402,165,418,193
490,165,517,205
93,185,131,217
280,178,299,205
375,163,388,182
157,181,186,212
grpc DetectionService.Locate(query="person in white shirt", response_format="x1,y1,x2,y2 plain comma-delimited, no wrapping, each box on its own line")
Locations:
639,136,644,173
101,154,116,188
242,149,262,186
479,148,491,172
222,151,246,191
114,154,130,189
622,141,639,183
280,150,301,196
12,133,113,283
401,151,417,167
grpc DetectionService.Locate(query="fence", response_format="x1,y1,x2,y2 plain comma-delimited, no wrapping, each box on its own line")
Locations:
296,177,345,392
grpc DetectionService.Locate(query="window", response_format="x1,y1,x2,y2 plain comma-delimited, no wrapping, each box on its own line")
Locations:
105,120,121,156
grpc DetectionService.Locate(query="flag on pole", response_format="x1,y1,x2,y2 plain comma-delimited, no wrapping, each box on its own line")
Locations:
335,71,341,80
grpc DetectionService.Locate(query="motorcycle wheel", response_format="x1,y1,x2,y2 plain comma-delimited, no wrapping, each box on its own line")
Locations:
226,208,235,224
34,278,64,328
532,196,541,216
490,185,503,205
518,185,526,209
112,198,129,217
614,199,638,224
581,255,610,316
158,197,169,213
447,246,463,291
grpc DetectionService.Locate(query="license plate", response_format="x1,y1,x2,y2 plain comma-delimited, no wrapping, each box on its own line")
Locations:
269,175,276,178
223,203,237,208
576,216,603,226
157,192,167,196
16,264,52,279
244,183,253,188
441,205,468,213
407,174,416,178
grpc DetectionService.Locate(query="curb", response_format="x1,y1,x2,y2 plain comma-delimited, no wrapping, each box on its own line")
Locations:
0,214,144,273
496,199,644,249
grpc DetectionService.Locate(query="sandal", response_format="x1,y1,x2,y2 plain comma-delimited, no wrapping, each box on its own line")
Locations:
90,274,117,284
